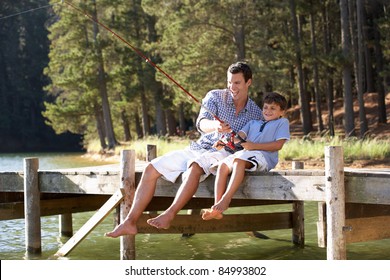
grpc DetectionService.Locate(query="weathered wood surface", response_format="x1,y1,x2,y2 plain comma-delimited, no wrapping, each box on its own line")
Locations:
0,195,110,220
1,167,389,204
136,212,293,234
55,188,124,257
325,146,346,260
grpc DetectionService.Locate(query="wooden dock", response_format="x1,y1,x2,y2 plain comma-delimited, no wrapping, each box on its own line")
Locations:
0,146,389,260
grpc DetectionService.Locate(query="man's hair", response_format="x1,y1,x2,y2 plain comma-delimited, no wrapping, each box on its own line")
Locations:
263,92,288,110
228,61,252,82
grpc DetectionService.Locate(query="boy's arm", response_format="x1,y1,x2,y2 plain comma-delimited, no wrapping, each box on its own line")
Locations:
240,139,287,151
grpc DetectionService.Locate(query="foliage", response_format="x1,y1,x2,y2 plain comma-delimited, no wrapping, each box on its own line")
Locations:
1,0,389,152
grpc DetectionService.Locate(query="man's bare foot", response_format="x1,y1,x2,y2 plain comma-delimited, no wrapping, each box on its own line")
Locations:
147,212,174,229
104,220,137,238
202,209,223,220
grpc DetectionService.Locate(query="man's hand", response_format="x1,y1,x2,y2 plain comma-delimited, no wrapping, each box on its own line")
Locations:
215,121,231,133
213,140,226,150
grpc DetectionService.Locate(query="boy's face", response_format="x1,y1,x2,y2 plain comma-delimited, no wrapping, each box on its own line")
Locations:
262,102,284,121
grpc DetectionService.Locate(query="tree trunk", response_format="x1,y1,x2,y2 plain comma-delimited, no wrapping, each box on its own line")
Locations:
356,0,368,137
92,0,117,149
340,0,356,137
121,110,132,142
361,3,374,93
166,109,177,136
289,0,313,135
154,83,167,136
232,8,245,60
94,104,107,150
179,103,186,135
310,12,324,132
372,1,387,124
135,111,143,139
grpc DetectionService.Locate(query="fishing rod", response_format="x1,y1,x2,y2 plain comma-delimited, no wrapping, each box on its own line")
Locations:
61,0,226,124
62,1,245,152
1,0,243,151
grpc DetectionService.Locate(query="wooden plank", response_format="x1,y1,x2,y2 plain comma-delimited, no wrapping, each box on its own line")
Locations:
2,169,390,205
0,195,110,220
55,188,124,257
39,172,120,195
0,172,24,192
154,173,327,201
316,202,327,248
346,203,390,219
345,216,390,243
292,161,305,247
119,150,136,260
345,175,390,205
325,146,346,260
136,212,293,234
144,196,292,211
24,157,41,255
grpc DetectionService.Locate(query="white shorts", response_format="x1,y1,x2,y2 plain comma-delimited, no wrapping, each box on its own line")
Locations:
151,148,207,183
184,149,231,182
210,150,269,174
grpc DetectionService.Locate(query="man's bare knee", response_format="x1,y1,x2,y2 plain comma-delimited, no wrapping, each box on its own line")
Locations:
188,162,205,176
142,163,162,180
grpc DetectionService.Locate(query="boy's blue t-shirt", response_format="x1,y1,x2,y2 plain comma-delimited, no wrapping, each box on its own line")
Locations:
239,118,290,169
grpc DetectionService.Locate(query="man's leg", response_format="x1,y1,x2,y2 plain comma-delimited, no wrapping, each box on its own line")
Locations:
147,163,204,229
105,163,161,237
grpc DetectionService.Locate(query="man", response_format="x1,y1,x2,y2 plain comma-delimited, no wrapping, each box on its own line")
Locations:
105,61,262,237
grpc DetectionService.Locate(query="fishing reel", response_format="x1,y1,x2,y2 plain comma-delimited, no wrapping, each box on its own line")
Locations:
216,132,245,154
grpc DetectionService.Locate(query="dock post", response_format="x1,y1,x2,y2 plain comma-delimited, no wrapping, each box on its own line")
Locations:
119,150,136,260
292,161,305,247
24,157,41,256
59,213,73,237
146,144,157,161
325,146,346,260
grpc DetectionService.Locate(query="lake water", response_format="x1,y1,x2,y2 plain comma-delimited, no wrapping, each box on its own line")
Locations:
1,152,390,261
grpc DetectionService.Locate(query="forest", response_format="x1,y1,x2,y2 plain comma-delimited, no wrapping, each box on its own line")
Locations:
0,0,389,152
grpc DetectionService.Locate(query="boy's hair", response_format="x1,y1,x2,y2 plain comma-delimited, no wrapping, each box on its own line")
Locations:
228,61,252,82
263,92,288,110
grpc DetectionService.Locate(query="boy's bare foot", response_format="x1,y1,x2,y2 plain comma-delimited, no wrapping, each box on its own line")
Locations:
147,212,174,229
104,220,137,238
202,209,223,220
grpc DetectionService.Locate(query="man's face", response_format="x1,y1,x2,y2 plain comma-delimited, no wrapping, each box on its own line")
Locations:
227,72,251,101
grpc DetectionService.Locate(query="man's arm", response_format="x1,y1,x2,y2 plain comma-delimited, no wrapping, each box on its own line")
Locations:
198,118,232,134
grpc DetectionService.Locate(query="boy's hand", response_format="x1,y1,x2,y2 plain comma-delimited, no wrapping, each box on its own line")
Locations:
240,141,255,150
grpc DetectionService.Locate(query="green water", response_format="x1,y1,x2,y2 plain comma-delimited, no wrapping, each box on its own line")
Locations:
1,153,390,260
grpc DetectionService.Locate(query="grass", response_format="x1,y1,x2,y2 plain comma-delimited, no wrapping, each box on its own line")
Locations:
280,136,390,162
87,135,390,163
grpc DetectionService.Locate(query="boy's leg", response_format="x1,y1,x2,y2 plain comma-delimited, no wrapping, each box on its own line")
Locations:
212,159,250,212
202,163,230,220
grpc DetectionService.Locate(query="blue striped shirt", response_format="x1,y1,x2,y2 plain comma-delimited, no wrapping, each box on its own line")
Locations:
190,89,263,151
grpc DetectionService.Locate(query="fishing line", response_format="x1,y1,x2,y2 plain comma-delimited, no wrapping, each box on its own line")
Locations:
0,2,60,21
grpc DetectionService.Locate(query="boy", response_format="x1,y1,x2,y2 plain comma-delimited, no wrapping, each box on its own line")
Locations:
202,92,290,220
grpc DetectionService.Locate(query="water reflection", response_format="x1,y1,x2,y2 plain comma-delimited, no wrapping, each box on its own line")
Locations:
1,153,390,260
